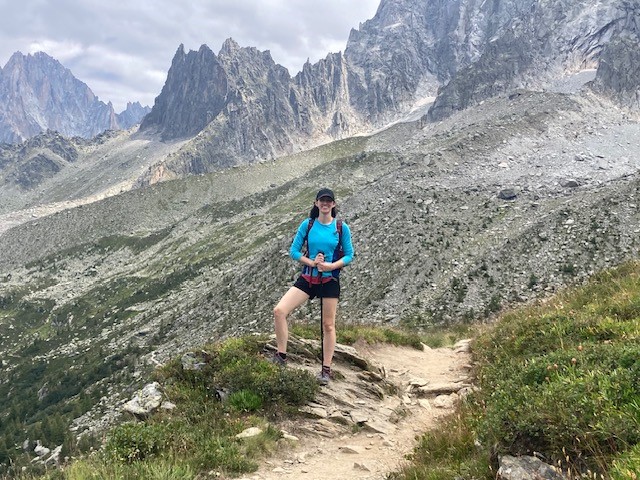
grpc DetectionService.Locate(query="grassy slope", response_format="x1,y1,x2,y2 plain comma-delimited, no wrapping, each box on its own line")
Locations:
392,260,640,479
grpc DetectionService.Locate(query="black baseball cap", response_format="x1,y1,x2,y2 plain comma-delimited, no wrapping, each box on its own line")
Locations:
316,188,335,201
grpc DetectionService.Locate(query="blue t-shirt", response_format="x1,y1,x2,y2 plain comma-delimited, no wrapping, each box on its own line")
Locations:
289,218,354,278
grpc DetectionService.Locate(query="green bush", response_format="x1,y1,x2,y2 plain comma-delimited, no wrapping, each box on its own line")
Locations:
106,422,172,463
228,390,263,412
192,436,256,474
81,333,312,479
390,407,489,480
165,337,318,410
610,442,640,479
471,263,640,475
58,456,197,479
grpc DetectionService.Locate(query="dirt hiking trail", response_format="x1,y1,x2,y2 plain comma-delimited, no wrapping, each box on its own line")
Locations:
238,337,474,480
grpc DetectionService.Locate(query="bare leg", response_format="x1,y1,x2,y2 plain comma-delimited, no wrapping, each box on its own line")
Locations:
273,287,309,353
320,297,338,367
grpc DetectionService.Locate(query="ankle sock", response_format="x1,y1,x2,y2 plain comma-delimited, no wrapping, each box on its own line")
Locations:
277,352,287,360
321,365,331,374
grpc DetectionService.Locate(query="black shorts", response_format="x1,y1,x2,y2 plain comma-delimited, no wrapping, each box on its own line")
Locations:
293,276,340,299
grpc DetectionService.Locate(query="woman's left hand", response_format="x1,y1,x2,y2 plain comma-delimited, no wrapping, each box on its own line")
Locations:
317,262,334,272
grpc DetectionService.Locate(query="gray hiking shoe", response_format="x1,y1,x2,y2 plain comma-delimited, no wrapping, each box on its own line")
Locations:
316,367,331,385
268,352,287,367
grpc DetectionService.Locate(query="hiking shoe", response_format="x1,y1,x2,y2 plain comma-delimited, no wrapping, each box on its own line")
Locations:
268,352,287,367
316,366,331,386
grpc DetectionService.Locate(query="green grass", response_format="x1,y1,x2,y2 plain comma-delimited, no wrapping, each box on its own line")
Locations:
291,321,472,350
392,260,640,479
389,408,491,480
14,335,317,480
610,443,640,479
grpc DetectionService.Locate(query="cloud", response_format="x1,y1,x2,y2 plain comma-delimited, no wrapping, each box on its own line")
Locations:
27,40,85,62
0,0,379,111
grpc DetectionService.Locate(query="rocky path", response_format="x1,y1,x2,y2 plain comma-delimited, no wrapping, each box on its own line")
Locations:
238,338,474,480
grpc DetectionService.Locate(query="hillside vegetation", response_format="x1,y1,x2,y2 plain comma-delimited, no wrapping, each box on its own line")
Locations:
394,260,640,479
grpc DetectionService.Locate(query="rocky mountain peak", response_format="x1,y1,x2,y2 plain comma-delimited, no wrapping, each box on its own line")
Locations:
116,101,151,129
217,39,285,82
173,43,186,60
140,38,298,157
0,51,107,143
219,37,241,56
0,51,149,143
139,44,228,140
368,0,423,25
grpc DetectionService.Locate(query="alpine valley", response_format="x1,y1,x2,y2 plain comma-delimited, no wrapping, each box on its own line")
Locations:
0,0,639,474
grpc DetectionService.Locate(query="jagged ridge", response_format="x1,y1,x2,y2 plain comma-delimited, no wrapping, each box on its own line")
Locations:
0,52,150,144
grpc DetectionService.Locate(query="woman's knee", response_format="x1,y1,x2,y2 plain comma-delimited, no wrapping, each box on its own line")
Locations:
273,304,287,320
322,319,336,334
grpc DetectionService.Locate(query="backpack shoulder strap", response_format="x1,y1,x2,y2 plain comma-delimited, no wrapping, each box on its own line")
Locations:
304,218,315,251
302,218,315,278
333,219,345,276
306,218,315,237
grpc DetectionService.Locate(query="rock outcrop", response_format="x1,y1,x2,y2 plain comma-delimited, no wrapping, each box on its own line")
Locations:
0,130,79,190
123,382,176,418
497,455,568,480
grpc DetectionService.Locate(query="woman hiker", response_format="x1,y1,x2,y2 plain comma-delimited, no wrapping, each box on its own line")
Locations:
272,188,354,385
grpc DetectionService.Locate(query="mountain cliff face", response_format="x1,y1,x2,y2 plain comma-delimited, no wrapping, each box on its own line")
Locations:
0,52,150,144
140,0,640,182
140,45,231,140
141,41,303,172
590,32,640,109
427,0,640,120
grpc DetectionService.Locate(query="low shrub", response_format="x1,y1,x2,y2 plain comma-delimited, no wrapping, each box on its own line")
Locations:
164,336,318,409
228,389,263,412
105,422,172,463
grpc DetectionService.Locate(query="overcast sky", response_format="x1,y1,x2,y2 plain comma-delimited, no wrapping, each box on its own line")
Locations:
0,0,380,112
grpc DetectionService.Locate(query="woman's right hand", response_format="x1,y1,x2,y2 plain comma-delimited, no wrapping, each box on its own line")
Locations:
314,253,325,265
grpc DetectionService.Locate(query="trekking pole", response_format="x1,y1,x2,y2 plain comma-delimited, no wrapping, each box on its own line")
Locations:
317,252,324,367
